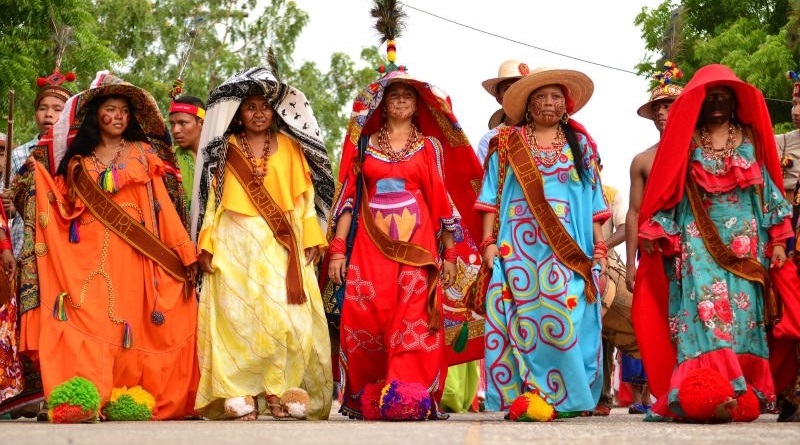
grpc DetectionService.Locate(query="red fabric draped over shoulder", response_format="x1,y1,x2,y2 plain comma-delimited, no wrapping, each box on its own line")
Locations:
632,64,784,398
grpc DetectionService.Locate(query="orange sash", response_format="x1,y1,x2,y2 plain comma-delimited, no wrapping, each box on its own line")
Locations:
226,143,306,304
358,181,441,329
685,174,779,325
69,157,187,282
505,130,597,303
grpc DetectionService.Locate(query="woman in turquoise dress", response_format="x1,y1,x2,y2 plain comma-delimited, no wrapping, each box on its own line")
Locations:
475,67,609,415
635,64,792,422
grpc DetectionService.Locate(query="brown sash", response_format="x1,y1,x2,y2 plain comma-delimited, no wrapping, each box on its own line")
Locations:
358,181,441,329
504,130,597,303
226,143,306,304
685,174,779,324
69,157,186,282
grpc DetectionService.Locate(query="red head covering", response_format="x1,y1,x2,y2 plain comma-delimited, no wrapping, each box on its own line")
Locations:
633,64,783,399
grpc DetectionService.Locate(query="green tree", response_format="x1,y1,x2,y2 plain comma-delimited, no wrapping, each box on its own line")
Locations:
634,0,797,129
94,0,380,158
0,0,117,142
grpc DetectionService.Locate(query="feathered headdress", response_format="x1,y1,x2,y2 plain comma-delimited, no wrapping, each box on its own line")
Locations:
371,0,407,75
36,13,76,107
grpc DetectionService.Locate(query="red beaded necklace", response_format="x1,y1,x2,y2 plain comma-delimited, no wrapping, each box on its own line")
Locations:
239,131,272,183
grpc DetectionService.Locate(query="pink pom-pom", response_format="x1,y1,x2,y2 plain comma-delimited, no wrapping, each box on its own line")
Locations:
378,380,432,421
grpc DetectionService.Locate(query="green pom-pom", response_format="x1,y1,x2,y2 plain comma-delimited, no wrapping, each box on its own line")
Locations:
48,377,101,412
102,394,152,421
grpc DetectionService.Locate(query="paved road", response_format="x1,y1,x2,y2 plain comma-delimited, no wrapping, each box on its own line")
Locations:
1,407,798,445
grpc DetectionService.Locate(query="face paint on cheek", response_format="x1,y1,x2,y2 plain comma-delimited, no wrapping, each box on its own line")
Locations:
553,99,566,116
101,114,113,126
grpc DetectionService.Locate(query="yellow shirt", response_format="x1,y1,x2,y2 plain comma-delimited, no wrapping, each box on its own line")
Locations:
199,133,326,252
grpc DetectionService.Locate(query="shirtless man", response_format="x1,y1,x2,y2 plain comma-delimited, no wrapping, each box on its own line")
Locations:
625,83,682,292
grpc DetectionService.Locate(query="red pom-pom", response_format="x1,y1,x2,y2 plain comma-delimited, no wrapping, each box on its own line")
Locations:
51,404,94,424
678,368,734,421
360,382,383,420
65,72,76,82
731,385,760,422
37,77,48,87
377,65,386,74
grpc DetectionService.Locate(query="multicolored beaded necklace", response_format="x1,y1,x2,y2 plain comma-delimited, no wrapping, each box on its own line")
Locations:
376,124,420,162
526,123,566,168
92,138,126,193
240,131,272,183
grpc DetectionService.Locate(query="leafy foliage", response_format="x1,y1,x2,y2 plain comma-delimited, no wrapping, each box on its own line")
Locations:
635,0,798,126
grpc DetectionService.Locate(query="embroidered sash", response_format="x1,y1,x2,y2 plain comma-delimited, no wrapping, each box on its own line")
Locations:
685,174,779,325
226,143,306,304
69,157,187,282
504,130,597,303
359,179,441,329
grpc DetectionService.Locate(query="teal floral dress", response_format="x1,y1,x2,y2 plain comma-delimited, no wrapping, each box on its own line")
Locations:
640,138,792,415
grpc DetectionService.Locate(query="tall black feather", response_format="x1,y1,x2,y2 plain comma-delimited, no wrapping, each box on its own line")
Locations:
370,0,406,43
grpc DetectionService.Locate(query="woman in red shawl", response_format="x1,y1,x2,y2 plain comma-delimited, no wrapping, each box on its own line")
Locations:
633,64,792,422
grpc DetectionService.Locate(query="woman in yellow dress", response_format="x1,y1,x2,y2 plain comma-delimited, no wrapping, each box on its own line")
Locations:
191,67,334,421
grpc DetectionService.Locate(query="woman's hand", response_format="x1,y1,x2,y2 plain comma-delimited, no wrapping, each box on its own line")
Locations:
25,155,35,172
441,261,457,289
641,239,661,255
186,262,199,283
771,244,787,269
1,249,15,278
198,250,214,274
304,246,320,266
625,263,636,293
328,256,347,285
482,244,499,269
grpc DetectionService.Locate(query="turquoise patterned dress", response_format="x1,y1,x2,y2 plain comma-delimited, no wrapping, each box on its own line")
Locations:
641,140,791,414
475,127,609,413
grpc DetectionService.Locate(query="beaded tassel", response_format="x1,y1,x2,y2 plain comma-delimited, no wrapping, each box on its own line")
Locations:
52,292,68,321
97,165,120,193
69,219,80,243
122,321,133,349
452,321,469,353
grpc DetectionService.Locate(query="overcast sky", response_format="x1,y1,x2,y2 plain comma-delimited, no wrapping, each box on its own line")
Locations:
292,0,665,208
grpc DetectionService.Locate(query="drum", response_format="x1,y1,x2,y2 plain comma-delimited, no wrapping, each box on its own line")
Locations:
600,253,639,358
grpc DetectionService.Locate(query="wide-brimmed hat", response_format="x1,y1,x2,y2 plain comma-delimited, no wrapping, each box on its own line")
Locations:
481,60,530,97
636,83,683,120
502,67,593,124
487,108,506,129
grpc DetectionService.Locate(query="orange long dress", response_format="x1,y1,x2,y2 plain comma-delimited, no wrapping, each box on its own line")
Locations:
19,143,199,420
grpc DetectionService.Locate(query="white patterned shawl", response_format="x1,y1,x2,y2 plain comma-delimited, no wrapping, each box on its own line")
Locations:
189,67,333,239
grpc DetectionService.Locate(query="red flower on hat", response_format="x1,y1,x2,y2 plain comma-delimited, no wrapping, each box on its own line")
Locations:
518,63,530,76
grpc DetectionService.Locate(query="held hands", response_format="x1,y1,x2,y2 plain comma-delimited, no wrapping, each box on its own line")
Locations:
482,244,499,269
198,250,214,274
186,262,199,283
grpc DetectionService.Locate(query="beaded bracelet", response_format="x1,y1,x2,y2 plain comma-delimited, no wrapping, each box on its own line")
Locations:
479,236,497,254
593,240,608,260
328,237,346,256
443,247,459,264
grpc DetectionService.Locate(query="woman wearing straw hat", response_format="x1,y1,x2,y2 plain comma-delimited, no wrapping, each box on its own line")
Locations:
475,66,609,417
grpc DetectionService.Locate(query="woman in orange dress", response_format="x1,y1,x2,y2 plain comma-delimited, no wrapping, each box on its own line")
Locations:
16,73,199,421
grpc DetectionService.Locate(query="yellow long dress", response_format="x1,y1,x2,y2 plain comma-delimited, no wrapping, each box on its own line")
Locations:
194,133,332,419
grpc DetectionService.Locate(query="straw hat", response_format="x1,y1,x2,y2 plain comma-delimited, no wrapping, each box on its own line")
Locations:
481,60,530,97
636,83,683,120
502,67,594,124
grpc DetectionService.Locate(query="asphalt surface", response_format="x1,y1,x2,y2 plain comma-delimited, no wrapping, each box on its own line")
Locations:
0,406,798,445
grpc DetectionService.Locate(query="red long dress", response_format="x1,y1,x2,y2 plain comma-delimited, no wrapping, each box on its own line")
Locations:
337,137,454,418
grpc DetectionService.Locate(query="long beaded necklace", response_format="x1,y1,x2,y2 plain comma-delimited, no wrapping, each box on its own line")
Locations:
377,124,421,162
699,124,738,161
240,130,272,183
526,123,566,167
92,138,126,193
